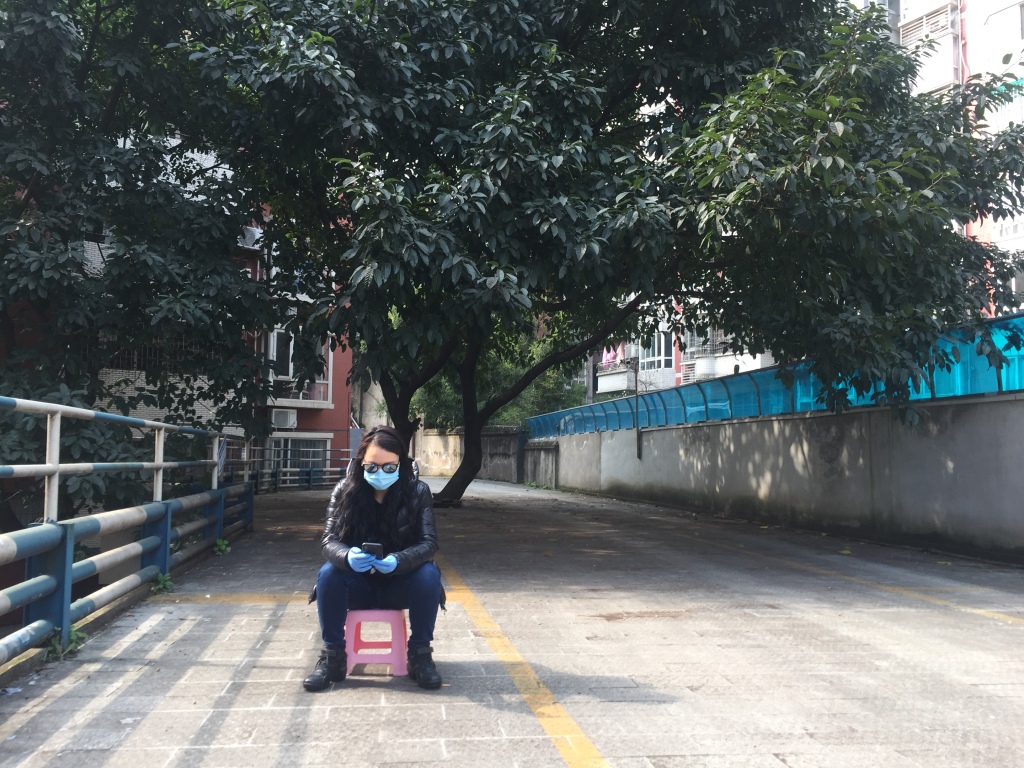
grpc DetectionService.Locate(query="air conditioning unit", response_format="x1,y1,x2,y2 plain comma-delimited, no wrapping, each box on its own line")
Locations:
270,408,298,430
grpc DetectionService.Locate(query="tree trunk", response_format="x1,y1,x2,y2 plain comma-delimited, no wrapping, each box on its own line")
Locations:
434,334,484,504
435,422,483,504
379,372,420,447
430,296,648,502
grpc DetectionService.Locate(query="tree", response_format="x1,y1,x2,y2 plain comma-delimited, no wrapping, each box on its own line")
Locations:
316,1,1024,501
0,0,365,516
662,9,1024,408
306,0,838,501
412,336,586,430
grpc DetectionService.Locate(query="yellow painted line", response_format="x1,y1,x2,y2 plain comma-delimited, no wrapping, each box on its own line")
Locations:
149,592,308,604
436,553,609,768
691,534,1024,626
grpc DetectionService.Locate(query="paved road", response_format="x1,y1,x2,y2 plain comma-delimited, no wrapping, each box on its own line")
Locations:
2,480,1023,767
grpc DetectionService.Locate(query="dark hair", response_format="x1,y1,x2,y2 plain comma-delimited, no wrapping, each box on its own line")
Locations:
334,425,414,546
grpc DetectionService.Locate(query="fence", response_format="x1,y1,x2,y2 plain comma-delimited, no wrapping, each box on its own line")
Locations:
528,313,1024,439
221,444,352,493
0,397,253,665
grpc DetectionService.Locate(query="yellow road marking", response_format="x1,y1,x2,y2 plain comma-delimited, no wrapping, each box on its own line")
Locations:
436,553,609,768
691,534,1024,626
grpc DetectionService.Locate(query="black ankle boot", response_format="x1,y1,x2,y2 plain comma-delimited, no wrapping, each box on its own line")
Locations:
407,645,442,690
303,646,346,691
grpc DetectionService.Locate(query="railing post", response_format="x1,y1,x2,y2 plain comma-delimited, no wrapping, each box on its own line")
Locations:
24,521,73,649
211,435,221,491
141,502,172,575
243,483,255,529
207,493,225,541
44,412,61,523
153,428,165,502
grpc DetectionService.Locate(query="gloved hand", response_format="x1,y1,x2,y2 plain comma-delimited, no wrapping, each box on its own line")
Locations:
347,547,376,573
374,555,398,574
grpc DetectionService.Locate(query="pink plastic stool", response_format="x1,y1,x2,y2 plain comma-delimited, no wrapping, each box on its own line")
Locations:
344,609,408,676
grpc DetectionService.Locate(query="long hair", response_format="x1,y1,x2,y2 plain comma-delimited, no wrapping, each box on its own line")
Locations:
334,425,414,546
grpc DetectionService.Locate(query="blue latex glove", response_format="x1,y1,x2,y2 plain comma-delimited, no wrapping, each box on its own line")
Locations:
347,547,376,573
374,555,398,574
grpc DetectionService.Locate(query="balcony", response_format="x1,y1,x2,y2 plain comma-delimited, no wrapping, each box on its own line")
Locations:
269,378,333,408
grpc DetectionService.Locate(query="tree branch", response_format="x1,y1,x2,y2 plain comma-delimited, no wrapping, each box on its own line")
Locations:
478,292,647,424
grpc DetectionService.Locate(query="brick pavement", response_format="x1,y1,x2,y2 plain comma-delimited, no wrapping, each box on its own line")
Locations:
1,480,1023,767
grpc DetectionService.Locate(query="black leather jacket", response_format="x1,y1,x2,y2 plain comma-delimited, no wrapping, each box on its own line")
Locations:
320,476,439,576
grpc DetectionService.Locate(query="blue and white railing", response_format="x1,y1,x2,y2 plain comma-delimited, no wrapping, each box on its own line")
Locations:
0,397,254,665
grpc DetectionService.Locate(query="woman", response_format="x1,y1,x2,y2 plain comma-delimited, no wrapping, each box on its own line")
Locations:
304,425,443,691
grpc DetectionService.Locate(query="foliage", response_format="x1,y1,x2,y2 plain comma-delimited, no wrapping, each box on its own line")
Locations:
213,538,231,555
5,0,1024,510
150,572,174,594
413,338,586,429
661,8,1024,409
315,3,1024,503
45,627,87,662
298,0,836,499
0,0,342,515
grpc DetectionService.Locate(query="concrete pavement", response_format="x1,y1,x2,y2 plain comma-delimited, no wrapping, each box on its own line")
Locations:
1,479,1023,767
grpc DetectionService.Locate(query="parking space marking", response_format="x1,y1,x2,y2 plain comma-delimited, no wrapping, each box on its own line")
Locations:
437,553,609,768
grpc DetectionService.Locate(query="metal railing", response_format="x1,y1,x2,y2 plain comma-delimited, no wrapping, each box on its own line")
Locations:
0,397,254,664
528,312,1024,439
220,445,352,493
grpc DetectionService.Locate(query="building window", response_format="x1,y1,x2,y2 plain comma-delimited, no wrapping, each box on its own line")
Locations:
678,329,729,360
269,329,293,377
108,336,208,374
267,328,329,401
267,437,329,469
640,331,673,371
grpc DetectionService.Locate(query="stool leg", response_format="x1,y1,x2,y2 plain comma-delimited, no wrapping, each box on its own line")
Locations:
393,615,408,676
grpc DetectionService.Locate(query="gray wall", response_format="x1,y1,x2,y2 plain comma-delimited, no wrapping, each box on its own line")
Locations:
523,439,559,488
550,394,1024,555
417,427,526,484
417,430,463,478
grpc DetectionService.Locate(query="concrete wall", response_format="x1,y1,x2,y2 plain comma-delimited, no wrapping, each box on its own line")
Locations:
416,427,527,483
475,427,525,484
523,439,559,488
417,430,463,478
551,394,1024,556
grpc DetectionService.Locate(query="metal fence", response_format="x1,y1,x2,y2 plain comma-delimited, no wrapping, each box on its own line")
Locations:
0,397,254,664
527,313,1024,439
221,444,352,493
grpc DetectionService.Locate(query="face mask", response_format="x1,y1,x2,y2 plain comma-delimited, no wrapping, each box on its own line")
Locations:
364,468,400,491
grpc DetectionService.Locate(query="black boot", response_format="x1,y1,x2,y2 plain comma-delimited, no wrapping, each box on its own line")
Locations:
407,645,442,690
303,646,346,692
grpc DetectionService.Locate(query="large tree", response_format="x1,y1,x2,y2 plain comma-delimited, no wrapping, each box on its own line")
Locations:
304,1,1024,502
0,0,383,515
297,0,841,500
6,0,1023,512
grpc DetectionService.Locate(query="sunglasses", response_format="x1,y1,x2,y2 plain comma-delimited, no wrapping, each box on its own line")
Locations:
362,462,400,474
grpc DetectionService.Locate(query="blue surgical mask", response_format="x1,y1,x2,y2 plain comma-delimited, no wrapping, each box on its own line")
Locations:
364,468,400,491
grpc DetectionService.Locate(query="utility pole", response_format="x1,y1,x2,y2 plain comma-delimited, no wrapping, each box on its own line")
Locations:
633,357,642,461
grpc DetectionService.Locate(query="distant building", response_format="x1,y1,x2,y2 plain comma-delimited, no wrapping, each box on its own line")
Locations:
97,223,357,476
594,327,774,399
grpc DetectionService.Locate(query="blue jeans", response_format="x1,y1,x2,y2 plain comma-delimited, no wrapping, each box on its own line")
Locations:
316,560,442,651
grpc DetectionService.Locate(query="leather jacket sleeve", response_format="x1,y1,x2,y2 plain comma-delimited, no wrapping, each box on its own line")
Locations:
320,478,352,571
391,480,439,575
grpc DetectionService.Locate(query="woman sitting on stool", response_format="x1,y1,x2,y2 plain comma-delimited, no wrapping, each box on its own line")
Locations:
304,425,443,691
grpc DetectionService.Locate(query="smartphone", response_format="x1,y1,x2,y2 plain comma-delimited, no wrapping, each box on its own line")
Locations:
361,542,384,560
